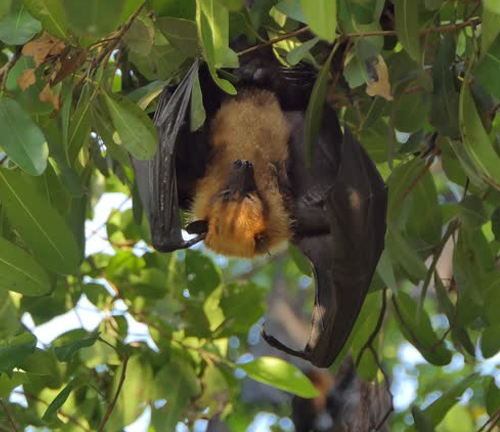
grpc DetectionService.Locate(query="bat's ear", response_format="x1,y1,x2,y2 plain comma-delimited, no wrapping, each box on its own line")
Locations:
186,220,208,235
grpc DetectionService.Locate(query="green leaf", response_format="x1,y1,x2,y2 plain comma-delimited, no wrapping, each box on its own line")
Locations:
67,85,92,163
475,34,500,100
196,0,230,66
492,207,500,242
0,168,81,274
0,333,37,374
219,282,265,336
394,0,420,61
459,84,500,191
424,373,479,425
482,0,500,55
190,69,206,131
54,332,100,362
123,15,155,55
62,0,128,38
289,244,312,277
413,406,435,432
394,92,430,132
0,236,51,296
107,355,154,432
301,0,336,42
239,357,319,398
0,0,12,19
0,98,48,176
387,226,427,281
393,292,452,365
42,381,74,420
275,0,306,23
199,362,230,415
434,275,475,356
453,228,490,307
386,157,426,222
458,195,488,228
304,47,335,164
423,0,442,11
152,358,200,431
186,250,221,296
156,16,200,57
22,0,69,40
0,1,41,44
430,35,459,138
481,325,500,358
196,0,236,93
486,377,500,417
103,91,157,160
286,37,319,66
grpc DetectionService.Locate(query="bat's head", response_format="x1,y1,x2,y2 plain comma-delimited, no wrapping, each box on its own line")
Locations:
189,159,289,258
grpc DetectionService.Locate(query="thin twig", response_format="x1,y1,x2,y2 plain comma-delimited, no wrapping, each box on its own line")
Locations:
417,219,460,318
0,52,21,93
93,1,147,68
476,407,500,432
355,288,387,368
368,346,394,431
238,26,311,56
12,391,91,432
0,400,18,432
97,354,129,432
237,17,481,57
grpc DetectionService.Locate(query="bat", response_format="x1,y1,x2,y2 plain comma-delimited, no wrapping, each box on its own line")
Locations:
131,53,388,368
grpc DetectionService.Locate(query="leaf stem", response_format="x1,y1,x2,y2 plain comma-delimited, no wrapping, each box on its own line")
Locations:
97,354,129,432
0,400,18,432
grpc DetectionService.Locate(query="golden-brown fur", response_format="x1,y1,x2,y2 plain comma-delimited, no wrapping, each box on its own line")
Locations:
191,90,291,257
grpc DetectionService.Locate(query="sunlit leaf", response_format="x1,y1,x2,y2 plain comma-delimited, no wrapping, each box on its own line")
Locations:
0,98,48,176
0,236,51,296
301,0,336,42
0,333,37,374
54,332,100,362
459,84,500,191
0,168,81,274
103,91,157,160
0,1,41,45
239,357,319,398
394,0,420,61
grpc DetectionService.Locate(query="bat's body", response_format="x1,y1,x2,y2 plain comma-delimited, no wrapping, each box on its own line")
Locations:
192,90,291,257
132,56,388,368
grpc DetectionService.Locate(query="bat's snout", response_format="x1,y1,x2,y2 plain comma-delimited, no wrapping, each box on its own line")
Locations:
227,159,257,197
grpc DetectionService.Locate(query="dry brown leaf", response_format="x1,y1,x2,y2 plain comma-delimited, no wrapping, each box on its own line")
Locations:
366,55,393,101
18,68,36,91
51,49,88,86
40,83,60,110
22,33,65,67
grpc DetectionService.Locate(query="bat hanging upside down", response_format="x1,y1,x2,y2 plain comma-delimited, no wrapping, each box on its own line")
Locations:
132,56,388,368
189,89,291,258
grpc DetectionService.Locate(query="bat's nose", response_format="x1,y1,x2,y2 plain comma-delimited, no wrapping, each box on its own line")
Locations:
228,159,257,195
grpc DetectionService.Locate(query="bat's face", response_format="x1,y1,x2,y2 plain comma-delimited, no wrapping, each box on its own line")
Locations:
190,159,291,258
204,191,269,258
199,160,269,258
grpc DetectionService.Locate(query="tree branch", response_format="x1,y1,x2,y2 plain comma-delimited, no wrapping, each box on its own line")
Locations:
97,354,129,432
238,17,482,57
0,400,18,432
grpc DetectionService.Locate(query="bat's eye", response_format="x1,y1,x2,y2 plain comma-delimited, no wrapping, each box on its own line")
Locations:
254,233,268,254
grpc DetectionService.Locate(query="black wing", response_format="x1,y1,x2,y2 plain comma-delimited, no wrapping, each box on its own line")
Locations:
131,60,220,252
263,105,388,368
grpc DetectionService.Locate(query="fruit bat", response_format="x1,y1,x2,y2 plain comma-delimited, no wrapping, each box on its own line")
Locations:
131,54,388,368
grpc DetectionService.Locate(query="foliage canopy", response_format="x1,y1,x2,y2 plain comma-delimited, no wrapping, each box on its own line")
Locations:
1,0,500,431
